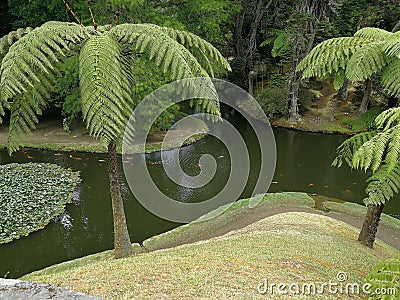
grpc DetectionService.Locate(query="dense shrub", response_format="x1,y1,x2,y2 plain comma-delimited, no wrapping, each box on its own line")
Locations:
343,104,386,130
255,86,288,120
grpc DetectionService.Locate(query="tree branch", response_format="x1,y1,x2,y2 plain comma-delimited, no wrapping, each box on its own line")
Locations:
62,0,82,25
113,10,121,27
88,0,97,30
391,20,400,33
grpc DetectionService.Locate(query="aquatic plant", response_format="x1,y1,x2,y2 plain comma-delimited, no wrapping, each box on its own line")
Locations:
0,162,80,244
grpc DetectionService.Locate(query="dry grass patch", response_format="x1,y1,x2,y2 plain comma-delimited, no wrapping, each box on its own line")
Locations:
22,212,399,299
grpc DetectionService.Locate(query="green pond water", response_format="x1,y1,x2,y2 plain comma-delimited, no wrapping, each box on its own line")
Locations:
0,115,399,278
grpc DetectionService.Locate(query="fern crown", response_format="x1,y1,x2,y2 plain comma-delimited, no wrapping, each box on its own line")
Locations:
319,27,400,207
0,21,230,152
297,27,400,98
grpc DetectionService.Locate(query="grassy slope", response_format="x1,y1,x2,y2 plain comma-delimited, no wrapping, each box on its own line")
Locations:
22,193,399,300
323,201,400,231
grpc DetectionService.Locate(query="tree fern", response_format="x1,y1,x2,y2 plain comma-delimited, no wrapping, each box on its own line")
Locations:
314,27,400,245
0,19,231,259
0,21,229,153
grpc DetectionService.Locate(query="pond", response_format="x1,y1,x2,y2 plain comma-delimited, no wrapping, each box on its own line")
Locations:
0,115,399,278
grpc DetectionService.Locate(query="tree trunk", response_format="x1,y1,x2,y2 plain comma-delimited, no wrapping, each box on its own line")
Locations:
387,96,398,108
391,20,400,33
108,141,133,258
287,6,316,122
244,0,272,93
359,78,372,113
248,71,254,96
286,0,333,121
338,79,350,100
245,0,271,59
288,48,301,121
288,78,300,121
358,204,384,248
233,9,245,58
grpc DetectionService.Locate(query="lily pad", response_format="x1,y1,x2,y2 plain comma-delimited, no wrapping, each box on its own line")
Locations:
0,163,80,244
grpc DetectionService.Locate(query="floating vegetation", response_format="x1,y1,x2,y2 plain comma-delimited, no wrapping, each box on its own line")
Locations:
0,163,81,244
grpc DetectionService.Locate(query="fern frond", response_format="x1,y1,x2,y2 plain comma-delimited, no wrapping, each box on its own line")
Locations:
0,21,89,129
332,131,377,168
79,32,134,145
111,24,220,116
365,255,400,299
7,72,54,153
382,31,400,58
353,131,389,171
271,31,291,58
147,24,231,74
346,42,388,81
0,27,33,63
385,129,400,172
375,107,400,130
333,69,345,90
364,163,400,206
1,22,89,153
112,24,208,79
381,59,400,98
298,37,373,79
354,27,392,40
353,125,400,172
0,27,34,122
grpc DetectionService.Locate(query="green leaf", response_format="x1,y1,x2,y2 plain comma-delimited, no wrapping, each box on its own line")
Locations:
346,42,387,81
333,69,345,90
79,32,134,145
0,163,80,244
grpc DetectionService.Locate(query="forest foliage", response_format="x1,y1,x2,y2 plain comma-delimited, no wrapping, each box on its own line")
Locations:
0,0,399,122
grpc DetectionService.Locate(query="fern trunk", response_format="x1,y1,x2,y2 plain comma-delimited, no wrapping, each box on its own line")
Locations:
359,78,372,113
288,57,301,122
358,204,384,248
338,79,350,100
108,140,133,258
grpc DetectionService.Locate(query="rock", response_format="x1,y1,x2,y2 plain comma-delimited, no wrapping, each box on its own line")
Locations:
0,279,101,300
